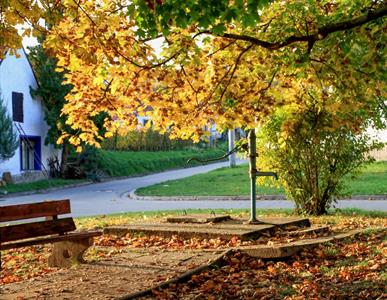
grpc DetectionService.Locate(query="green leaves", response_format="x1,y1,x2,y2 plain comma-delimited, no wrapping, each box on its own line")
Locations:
129,0,270,38
211,23,226,35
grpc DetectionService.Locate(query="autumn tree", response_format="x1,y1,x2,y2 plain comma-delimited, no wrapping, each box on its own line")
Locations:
2,0,386,216
43,1,386,145
2,1,385,145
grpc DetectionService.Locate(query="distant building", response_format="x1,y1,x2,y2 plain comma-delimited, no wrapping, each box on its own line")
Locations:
0,49,60,182
368,126,387,160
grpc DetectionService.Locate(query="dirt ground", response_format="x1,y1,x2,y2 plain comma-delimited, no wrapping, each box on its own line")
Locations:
0,246,221,300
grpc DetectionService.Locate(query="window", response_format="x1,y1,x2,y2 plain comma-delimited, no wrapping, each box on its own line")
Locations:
20,136,41,171
12,92,23,123
21,139,35,170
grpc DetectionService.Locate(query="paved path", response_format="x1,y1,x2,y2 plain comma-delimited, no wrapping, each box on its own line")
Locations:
1,161,386,217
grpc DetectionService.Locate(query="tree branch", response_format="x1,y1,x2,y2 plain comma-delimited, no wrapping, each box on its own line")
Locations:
181,66,198,93
206,5,387,50
218,44,254,102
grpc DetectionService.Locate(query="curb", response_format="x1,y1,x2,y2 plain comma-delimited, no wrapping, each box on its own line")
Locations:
129,190,387,201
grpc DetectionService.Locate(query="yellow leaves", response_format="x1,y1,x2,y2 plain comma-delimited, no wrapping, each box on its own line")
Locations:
56,135,67,145
7,0,376,149
104,132,114,138
68,136,80,146
0,0,49,55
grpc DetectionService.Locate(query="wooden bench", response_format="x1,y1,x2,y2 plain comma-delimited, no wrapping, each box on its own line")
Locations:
0,199,102,267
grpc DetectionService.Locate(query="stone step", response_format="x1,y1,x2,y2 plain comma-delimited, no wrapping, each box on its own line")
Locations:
239,229,366,259
279,225,331,237
104,217,311,241
166,215,231,224
104,224,276,241
165,216,310,229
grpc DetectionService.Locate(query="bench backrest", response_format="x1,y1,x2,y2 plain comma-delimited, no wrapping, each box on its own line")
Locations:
0,199,76,243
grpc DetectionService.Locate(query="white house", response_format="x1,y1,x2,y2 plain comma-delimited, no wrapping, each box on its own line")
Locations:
0,49,59,182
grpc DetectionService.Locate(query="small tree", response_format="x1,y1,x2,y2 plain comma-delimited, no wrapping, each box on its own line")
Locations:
257,101,383,215
0,93,18,162
29,44,110,177
29,45,73,177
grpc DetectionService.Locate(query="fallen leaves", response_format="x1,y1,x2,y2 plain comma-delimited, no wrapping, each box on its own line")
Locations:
152,230,386,299
0,246,55,284
1,214,385,300
94,234,242,250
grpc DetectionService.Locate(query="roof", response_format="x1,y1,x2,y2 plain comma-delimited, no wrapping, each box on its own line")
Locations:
0,48,40,89
22,47,40,88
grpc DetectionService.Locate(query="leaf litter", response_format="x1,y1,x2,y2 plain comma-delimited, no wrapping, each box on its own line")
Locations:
0,215,385,299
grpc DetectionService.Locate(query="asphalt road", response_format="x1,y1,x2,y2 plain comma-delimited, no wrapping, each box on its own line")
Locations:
1,161,386,217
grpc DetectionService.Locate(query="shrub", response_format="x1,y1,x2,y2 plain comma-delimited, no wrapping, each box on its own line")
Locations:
101,129,196,151
256,106,383,215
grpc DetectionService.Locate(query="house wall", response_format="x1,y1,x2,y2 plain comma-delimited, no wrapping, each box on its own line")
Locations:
0,49,59,181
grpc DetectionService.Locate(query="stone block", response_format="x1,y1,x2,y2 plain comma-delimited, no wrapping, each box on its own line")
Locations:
2,172,14,184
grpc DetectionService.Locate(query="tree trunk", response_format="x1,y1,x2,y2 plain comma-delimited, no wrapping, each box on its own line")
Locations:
60,143,69,178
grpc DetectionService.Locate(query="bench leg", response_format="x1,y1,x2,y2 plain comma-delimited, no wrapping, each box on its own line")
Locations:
48,237,93,268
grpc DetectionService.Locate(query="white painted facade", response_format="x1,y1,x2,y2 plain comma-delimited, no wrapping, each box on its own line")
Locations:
0,49,59,181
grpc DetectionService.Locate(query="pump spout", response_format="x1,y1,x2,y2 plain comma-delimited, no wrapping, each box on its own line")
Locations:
255,171,278,180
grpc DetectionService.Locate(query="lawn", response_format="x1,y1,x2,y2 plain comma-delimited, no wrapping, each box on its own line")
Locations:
0,178,87,195
96,147,226,177
136,161,387,196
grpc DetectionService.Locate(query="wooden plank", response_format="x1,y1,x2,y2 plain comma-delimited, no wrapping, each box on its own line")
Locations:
0,200,71,222
0,231,102,250
0,218,76,243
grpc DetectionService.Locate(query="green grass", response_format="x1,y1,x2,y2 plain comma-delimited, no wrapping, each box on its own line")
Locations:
0,178,87,194
343,161,387,195
96,147,226,177
136,161,387,197
137,163,282,196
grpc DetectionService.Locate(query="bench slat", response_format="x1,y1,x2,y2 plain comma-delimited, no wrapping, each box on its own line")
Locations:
0,231,102,250
0,200,71,222
0,218,76,243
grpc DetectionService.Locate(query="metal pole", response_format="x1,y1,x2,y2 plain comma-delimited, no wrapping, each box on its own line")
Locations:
228,129,236,167
248,129,259,223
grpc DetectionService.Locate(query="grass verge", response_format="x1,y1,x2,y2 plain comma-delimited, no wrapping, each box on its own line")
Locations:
0,178,87,195
96,147,226,177
136,161,387,196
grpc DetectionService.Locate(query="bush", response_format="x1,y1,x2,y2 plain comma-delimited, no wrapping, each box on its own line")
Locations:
102,129,196,151
256,107,383,216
